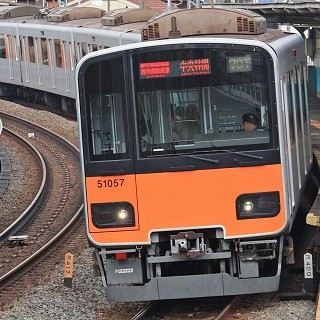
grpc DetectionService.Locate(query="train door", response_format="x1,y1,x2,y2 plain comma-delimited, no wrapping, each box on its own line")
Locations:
6,35,15,80
35,37,43,86
27,36,37,84
281,73,300,215
62,41,71,93
291,67,303,190
19,36,29,83
301,64,312,167
48,39,56,89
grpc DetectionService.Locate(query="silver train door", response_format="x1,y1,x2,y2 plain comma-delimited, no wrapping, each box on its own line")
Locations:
281,73,300,217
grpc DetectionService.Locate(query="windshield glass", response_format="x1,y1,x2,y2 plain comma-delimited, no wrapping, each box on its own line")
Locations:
132,46,273,157
83,55,129,161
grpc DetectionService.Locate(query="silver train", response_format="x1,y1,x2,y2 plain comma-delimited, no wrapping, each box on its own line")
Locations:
0,5,148,112
2,4,319,301
75,8,320,301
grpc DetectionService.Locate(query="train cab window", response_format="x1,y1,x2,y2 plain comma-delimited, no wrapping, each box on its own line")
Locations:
92,44,98,52
132,46,273,157
28,36,36,63
54,39,62,68
41,38,49,65
82,55,128,161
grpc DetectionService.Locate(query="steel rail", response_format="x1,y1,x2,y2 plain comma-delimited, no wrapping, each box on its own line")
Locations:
0,205,83,287
0,127,47,242
0,111,82,288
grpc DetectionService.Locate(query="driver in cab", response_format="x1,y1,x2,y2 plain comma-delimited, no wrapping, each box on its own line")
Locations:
242,113,259,132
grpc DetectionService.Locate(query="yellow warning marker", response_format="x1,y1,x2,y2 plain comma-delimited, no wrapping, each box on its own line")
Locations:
64,253,74,288
306,213,320,227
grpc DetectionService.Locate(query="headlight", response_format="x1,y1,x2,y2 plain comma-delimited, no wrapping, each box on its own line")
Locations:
91,202,135,228
236,192,280,219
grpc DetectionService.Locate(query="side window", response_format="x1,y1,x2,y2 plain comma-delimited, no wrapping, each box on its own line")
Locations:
41,38,49,65
11,36,17,60
28,36,35,63
81,42,88,56
292,67,301,134
0,34,5,59
19,36,25,61
287,74,295,145
54,39,62,68
4,35,9,60
67,42,73,70
75,42,81,62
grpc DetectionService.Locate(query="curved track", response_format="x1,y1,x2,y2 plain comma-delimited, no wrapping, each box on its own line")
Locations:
0,127,47,242
0,112,83,309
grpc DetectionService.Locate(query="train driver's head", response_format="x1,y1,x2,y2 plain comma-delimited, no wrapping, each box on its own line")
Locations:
242,113,259,132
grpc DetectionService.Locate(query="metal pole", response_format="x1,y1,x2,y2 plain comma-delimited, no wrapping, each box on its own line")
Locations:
167,0,172,11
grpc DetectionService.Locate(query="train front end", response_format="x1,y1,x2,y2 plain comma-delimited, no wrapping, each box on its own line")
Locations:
76,9,309,301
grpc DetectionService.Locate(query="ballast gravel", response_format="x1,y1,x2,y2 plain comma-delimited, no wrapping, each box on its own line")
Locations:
0,100,317,319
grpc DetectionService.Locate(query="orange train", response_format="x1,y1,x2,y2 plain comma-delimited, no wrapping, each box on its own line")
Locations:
76,8,319,301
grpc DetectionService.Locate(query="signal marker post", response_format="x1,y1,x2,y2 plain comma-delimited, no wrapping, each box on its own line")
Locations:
303,252,313,295
64,253,74,288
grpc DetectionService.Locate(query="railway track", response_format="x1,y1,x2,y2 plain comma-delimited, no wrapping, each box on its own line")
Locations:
0,127,46,242
130,296,244,319
0,112,83,310
0,101,318,318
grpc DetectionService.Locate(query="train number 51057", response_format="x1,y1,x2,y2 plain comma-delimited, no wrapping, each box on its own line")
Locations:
97,179,124,188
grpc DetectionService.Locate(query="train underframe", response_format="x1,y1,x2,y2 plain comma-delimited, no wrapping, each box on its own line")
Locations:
94,231,285,301
0,83,76,116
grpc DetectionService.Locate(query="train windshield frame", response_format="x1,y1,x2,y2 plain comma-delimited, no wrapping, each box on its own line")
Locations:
80,52,131,163
130,44,277,158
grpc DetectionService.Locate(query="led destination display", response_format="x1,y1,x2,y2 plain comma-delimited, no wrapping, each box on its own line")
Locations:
139,59,211,79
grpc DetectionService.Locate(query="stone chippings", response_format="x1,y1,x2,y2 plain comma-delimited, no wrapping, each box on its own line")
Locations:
0,248,146,320
0,100,317,319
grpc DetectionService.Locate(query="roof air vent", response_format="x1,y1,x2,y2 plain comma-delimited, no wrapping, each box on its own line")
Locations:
101,8,159,27
142,8,266,41
0,5,38,19
47,7,104,23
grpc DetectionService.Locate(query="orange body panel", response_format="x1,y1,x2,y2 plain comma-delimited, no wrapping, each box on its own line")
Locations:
86,164,286,245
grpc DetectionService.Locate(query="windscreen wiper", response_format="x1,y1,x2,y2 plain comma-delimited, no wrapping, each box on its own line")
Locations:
195,149,263,161
186,155,219,164
232,151,264,161
148,153,219,164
